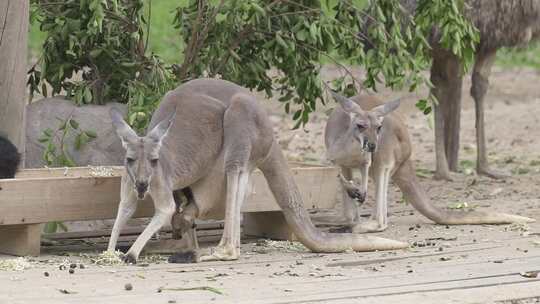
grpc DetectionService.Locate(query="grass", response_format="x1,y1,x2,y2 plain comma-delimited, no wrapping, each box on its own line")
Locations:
496,43,540,69
28,2,540,69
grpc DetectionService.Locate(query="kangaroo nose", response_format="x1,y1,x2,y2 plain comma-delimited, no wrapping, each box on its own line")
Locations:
367,142,376,152
136,181,148,196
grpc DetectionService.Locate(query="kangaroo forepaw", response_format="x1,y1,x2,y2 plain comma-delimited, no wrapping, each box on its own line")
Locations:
339,174,366,204
122,252,137,265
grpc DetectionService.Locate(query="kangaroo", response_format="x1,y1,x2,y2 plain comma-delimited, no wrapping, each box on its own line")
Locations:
106,78,408,264
325,92,534,233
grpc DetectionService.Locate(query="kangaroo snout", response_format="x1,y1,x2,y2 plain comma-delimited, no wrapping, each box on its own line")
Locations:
135,181,149,198
367,142,376,152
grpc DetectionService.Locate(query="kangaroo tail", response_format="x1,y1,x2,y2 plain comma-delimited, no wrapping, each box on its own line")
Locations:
258,143,408,253
393,160,534,225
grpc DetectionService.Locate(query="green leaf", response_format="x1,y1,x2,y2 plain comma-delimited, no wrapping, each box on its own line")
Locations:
85,130,97,138
69,119,80,130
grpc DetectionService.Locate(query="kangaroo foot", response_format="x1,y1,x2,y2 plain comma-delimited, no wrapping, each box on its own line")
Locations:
199,245,239,262
352,220,387,233
477,166,508,179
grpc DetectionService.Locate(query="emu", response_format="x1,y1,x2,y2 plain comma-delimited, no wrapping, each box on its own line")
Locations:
364,0,540,180
429,0,540,180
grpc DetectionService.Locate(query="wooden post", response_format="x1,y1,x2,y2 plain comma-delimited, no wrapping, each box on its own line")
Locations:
0,0,29,162
0,224,42,256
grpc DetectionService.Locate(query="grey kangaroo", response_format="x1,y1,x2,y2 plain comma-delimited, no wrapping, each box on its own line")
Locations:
107,78,409,263
325,92,534,233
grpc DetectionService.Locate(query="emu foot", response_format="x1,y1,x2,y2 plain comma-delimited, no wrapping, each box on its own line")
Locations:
352,220,387,233
477,166,508,179
199,245,239,262
168,249,199,263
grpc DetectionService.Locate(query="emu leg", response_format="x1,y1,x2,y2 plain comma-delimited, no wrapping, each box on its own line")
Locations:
430,50,455,181
442,57,463,172
471,50,506,179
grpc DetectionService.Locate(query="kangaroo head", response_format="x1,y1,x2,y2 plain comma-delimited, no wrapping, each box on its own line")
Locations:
110,108,175,199
331,92,400,153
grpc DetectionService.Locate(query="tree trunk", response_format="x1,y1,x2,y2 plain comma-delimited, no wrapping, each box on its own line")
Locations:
0,0,28,165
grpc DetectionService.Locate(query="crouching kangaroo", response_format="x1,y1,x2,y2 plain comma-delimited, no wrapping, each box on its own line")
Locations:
107,78,409,264
325,92,535,233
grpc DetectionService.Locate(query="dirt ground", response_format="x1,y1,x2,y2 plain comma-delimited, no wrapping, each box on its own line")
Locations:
1,66,540,303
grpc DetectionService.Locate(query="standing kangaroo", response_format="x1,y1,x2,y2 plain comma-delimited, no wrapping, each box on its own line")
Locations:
325,92,534,233
107,78,408,263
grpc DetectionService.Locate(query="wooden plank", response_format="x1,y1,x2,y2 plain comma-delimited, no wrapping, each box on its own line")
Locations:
0,165,338,225
0,224,42,256
243,211,296,241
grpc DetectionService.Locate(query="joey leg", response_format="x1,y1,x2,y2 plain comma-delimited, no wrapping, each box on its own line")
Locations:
169,203,200,263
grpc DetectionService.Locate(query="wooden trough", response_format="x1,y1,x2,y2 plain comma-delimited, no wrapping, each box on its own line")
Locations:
0,164,339,256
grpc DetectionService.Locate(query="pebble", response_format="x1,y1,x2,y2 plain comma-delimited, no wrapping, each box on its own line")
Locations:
125,283,133,291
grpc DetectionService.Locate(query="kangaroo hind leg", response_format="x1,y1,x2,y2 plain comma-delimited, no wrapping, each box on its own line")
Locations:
199,94,271,262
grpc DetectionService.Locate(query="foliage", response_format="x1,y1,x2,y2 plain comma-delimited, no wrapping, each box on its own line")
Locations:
28,0,175,131
172,0,479,127
38,114,96,233
38,115,96,167
29,0,479,129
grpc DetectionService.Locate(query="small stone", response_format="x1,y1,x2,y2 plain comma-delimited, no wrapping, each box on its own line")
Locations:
407,270,413,273
125,283,133,291
493,260,503,264
44,272,50,277
168,301,176,304
415,224,421,229
70,263,77,269
69,269,75,274
438,247,444,252
439,257,451,261
59,265,66,270
79,264,85,269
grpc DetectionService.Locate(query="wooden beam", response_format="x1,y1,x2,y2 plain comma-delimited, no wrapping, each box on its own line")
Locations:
1,165,338,225
243,211,297,241
0,224,42,256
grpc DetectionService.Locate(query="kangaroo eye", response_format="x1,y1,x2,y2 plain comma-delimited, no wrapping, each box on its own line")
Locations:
356,124,366,131
377,125,382,132
126,157,135,164
150,159,158,167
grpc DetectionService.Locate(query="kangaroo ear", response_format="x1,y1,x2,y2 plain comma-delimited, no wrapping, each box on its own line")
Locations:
147,111,176,143
110,108,138,147
371,98,401,117
330,91,364,114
